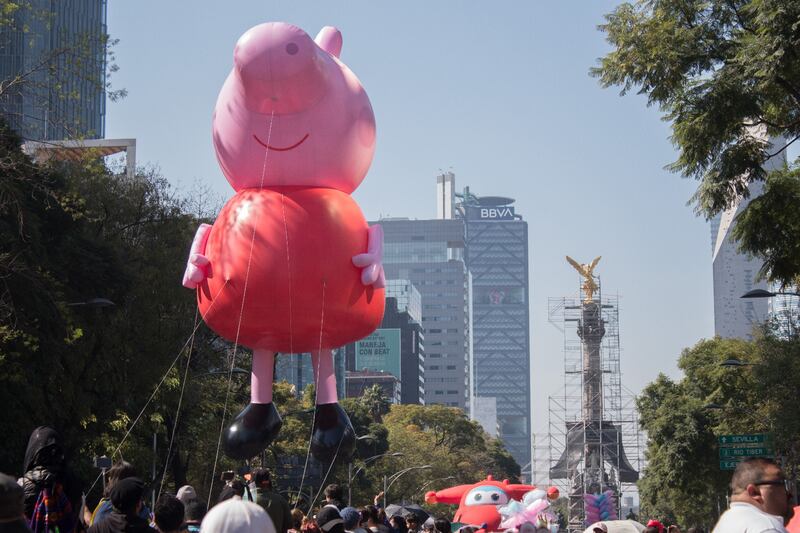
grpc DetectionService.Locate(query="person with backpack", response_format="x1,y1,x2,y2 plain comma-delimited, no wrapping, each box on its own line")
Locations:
21,427,81,533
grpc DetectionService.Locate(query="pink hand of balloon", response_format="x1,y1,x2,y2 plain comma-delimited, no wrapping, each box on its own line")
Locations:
182,223,212,289
352,224,385,288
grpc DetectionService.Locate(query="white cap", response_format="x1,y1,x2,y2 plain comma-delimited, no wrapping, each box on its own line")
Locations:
176,485,197,504
201,499,276,533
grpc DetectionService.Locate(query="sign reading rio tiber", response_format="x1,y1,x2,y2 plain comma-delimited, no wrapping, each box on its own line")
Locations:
355,328,401,378
718,433,774,470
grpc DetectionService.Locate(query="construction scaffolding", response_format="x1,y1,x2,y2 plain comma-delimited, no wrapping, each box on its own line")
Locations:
547,279,643,532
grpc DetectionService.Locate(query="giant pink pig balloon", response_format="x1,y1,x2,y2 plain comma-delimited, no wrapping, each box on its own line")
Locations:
181,23,385,462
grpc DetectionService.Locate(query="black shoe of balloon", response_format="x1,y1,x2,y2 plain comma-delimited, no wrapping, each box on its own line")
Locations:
223,402,283,460
310,402,355,463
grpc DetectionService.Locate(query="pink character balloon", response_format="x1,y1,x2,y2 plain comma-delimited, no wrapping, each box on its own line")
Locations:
181,23,385,462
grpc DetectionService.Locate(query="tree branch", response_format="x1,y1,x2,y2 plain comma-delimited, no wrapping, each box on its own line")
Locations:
766,133,800,159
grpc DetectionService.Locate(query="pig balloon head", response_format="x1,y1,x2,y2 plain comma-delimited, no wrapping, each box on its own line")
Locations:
212,22,377,192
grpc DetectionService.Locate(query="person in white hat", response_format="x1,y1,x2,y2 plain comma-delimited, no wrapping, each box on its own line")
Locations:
202,499,275,533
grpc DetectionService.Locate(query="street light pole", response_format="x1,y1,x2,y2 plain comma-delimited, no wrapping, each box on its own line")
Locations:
383,465,431,507
347,452,404,506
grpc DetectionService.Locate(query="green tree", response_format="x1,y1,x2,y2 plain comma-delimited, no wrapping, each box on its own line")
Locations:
0,120,237,505
637,334,800,527
593,0,800,287
380,404,520,505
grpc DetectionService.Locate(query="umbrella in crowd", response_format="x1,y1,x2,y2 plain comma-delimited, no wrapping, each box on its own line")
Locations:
385,504,430,523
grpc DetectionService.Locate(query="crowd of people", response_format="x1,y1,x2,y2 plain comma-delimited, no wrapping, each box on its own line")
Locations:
1,427,796,533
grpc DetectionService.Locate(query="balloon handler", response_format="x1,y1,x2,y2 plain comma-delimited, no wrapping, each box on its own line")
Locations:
182,22,385,462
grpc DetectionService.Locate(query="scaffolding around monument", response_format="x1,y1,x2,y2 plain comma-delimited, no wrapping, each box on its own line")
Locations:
546,281,643,532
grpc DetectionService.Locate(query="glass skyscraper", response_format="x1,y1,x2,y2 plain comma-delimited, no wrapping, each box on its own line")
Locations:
274,349,347,399
380,218,471,409
711,132,787,339
0,0,107,140
438,172,532,472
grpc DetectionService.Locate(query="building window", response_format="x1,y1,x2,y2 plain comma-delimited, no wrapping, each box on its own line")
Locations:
446,365,456,370
429,365,440,370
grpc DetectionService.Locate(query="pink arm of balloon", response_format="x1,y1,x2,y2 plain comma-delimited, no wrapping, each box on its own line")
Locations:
352,224,385,288
182,223,212,289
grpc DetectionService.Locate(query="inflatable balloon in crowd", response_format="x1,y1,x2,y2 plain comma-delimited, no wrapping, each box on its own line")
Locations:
182,22,384,462
583,490,618,525
425,476,539,532
498,489,557,531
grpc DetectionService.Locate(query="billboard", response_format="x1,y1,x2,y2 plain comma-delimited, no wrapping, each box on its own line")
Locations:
355,328,401,378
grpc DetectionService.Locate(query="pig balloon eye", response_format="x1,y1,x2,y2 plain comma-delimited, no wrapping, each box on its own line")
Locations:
286,42,299,55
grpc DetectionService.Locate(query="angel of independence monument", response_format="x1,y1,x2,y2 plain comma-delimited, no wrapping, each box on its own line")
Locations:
547,257,641,531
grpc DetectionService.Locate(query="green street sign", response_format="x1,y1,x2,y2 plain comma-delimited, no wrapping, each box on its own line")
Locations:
720,460,742,470
719,447,773,458
718,434,772,446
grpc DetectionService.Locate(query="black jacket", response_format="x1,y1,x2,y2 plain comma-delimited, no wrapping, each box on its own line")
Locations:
87,511,154,533
21,427,81,520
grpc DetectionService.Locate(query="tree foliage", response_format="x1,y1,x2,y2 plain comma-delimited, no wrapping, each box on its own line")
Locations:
637,333,800,527
594,0,800,287
380,404,521,504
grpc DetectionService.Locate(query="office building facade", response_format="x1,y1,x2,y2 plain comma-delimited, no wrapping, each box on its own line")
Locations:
344,280,425,404
711,132,787,339
437,172,532,471
0,0,107,140
274,349,346,399
345,370,401,404
380,218,471,409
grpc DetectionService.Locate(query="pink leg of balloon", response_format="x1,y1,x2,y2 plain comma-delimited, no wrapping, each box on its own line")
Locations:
251,348,275,404
311,349,338,405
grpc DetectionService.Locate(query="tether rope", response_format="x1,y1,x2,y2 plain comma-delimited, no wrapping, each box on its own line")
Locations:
308,424,346,512
294,280,327,510
86,280,228,497
157,306,200,498
207,110,276,508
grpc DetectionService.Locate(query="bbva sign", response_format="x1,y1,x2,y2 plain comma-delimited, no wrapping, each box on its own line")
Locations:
472,206,516,220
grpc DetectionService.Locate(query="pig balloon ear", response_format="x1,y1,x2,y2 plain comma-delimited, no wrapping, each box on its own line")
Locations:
315,26,342,58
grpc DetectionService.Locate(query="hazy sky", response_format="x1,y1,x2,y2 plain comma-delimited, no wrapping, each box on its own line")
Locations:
106,1,721,438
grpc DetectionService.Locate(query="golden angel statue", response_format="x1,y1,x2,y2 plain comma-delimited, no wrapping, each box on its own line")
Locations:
566,255,602,302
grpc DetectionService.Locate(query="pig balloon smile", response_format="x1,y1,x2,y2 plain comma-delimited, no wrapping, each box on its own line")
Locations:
252,133,309,151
